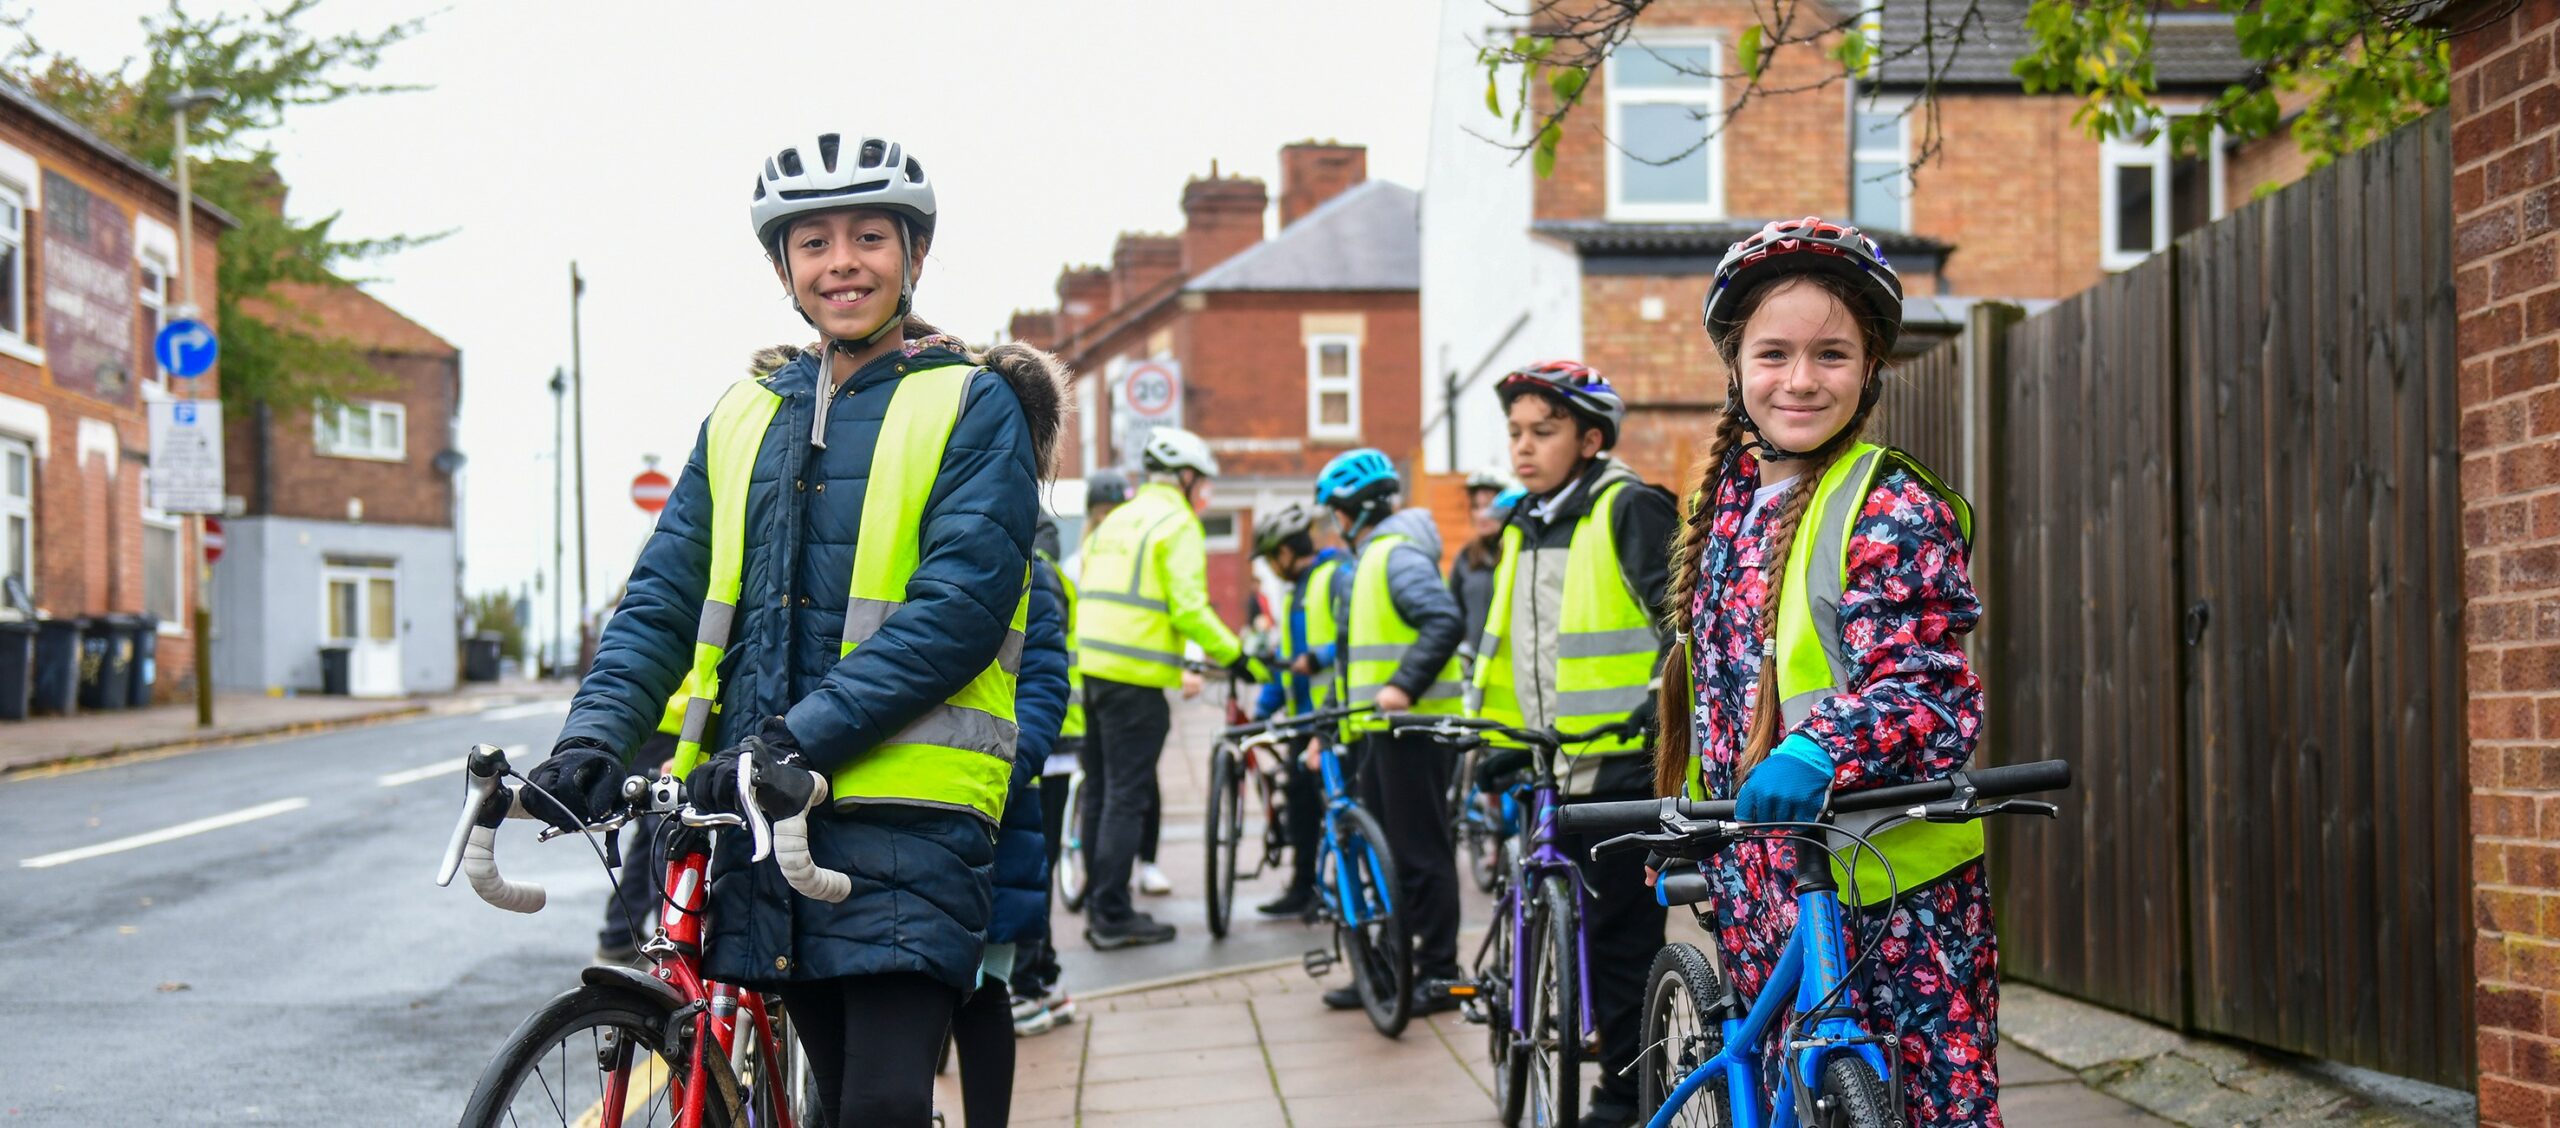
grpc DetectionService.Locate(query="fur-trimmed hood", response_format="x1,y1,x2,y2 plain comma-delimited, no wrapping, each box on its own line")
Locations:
749,340,1071,479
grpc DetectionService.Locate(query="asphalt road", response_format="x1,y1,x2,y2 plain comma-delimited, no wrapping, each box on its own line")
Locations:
0,692,1481,1124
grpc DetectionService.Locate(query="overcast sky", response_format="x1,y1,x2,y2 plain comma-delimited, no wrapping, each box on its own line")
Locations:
34,1,1441,648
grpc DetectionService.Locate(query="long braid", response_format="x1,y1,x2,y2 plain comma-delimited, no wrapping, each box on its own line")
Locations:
1654,407,1748,797
1734,444,1844,782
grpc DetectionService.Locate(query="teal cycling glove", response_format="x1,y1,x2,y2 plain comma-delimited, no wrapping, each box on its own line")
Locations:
1734,733,1834,824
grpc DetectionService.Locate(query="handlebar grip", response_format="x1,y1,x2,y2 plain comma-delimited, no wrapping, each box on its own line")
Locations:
1555,796,1698,836
771,771,852,903
460,824,546,914
1657,869,1715,907
1960,758,2074,799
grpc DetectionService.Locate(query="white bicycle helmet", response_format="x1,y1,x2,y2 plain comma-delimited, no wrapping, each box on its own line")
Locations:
751,133,937,254
1140,427,1220,478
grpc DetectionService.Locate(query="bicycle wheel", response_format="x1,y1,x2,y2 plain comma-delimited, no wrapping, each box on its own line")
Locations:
459,983,740,1128
1461,799,1504,894
1205,745,1244,939
1486,894,1528,1128
1056,771,1090,912
1521,875,1581,1128
1333,805,1414,1038
1640,943,1734,1126
742,1001,821,1128
1812,1054,1896,1128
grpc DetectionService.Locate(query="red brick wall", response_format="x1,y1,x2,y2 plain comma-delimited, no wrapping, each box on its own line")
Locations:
1908,94,2107,299
233,348,457,527
1182,290,1423,479
2453,2,2560,1121
0,107,224,700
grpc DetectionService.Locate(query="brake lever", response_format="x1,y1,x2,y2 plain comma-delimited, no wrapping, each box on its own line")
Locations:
1920,798,2059,823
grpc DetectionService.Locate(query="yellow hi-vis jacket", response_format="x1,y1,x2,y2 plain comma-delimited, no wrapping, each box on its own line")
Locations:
1680,442,1981,905
1071,481,1243,689
667,365,1030,824
1471,479,1655,759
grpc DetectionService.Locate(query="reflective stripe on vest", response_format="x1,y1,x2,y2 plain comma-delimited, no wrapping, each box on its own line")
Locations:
1342,533,1464,738
1281,557,1343,713
1471,481,1654,756
1684,443,1980,905
1072,483,1195,688
672,365,1026,825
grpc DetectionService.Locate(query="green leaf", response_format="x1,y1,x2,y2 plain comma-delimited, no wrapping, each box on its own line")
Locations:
1739,24,1765,79
1549,67,1587,102
1487,74,1502,116
1533,122,1563,178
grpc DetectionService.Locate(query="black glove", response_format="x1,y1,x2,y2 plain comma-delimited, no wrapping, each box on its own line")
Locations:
1227,654,1272,683
1626,696,1660,746
686,717,816,819
1474,745,1533,793
523,739,627,831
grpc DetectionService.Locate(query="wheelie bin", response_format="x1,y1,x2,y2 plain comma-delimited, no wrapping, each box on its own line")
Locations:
122,614,159,706
30,618,80,716
77,615,132,711
0,619,32,720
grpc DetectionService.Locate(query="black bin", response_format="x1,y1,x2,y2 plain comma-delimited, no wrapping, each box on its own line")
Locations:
0,620,32,720
462,634,503,683
31,619,80,716
122,614,159,706
76,616,132,711
319,645,352,696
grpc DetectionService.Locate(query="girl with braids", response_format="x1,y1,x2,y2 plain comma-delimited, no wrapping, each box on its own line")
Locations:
1654,218,1996,1124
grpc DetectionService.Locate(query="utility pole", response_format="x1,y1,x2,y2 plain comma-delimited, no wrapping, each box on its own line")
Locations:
168,86,219,727
569,264,590,674
549,366,566,678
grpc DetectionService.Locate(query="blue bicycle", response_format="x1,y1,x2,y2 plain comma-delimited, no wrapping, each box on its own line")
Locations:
1221,705,1413,1037
1557,759,2074,1128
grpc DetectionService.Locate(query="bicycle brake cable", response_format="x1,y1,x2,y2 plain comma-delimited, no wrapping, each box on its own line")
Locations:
1723,821,1902,1048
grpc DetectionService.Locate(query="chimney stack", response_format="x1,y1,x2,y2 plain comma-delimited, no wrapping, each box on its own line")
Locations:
1008,310,1059,350
1180,171,1268,275
1054,265,1111,340
1109,233,1182,310
1280,141,1368,228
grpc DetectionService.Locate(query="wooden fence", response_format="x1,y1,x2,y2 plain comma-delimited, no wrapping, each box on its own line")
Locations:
1891,112,2469,1085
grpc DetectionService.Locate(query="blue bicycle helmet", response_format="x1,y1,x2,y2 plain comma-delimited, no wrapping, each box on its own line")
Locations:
1315,448,1400,512
1487,486,1527,519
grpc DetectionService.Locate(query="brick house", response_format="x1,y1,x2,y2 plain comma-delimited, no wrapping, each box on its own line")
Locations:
0,79,229,706
210,280,463,697
1009,143,1420,617
1421,0,2300,488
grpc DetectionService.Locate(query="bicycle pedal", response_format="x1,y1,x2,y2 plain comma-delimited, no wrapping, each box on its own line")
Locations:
1302,950,1336,977
1419,977,1479,1000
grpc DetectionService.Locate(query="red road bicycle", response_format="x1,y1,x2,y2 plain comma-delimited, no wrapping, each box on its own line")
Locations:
437,744,847,1128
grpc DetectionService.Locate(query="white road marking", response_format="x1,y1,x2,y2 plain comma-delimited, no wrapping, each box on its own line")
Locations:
481,700,570,722
377,745,529,788
19,798,312,869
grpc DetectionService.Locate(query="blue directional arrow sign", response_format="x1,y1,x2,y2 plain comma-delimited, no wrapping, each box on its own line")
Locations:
155,318,219,379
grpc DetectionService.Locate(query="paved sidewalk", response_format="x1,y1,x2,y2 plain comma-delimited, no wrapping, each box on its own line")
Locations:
939,956,2170,1126
0,677,567,775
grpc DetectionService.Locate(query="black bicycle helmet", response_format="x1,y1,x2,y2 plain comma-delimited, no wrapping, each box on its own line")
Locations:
1086,468,1132,509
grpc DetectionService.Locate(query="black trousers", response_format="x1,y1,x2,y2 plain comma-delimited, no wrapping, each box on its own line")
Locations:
948,982,1016,1128
1281,735,1322,898
776,973,959,1128
1081,676,1171,925
1354,732,1461,980
1013,763,1076,997
1558,796,1669,1108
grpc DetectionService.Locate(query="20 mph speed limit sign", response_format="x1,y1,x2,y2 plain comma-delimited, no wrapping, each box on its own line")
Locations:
1121,360,1180,419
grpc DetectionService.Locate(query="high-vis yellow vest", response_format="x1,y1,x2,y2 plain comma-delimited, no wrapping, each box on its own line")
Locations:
1472,481,1653,756
668,364,1030,824
1044,550,1085,740
1280,557,1344,713
1340,533,1464,738
1072,482,1239,689
1682,442,1980,904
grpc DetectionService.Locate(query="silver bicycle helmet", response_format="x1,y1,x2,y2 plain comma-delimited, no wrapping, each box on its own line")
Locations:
751,133,936,254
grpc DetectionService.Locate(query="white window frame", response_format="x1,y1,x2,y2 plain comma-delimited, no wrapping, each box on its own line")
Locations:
137,250,172,396
1199,510,1242,554
136,466,184,632
1604,34,1727,222
2100,112,2228,271
0,178,34,365
0,433,30,598
1304,332,1362,441
320,563,399,644
314,400,408,462
1851,94,1914,232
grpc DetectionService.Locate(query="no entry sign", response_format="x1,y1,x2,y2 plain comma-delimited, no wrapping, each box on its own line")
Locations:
631,468,673,514
202,517,225,564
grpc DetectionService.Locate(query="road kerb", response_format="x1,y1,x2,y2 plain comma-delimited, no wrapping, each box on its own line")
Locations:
0,705,434,782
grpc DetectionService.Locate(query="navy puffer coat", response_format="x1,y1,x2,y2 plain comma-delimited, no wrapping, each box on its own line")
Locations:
560,335,1067,991
989,553,1069,946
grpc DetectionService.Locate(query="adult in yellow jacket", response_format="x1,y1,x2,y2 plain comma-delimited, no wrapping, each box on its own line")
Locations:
1073,427,1264,948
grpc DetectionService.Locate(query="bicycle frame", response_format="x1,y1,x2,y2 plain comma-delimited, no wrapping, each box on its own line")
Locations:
1313,737,1395,928
619,830,797,1128
1646,847,1894,1128
1500,767,1599,1051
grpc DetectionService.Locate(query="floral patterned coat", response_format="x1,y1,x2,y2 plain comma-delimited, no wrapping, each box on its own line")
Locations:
1681,447,2001,1126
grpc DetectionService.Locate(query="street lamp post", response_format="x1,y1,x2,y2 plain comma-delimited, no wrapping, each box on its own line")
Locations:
167,86,219,727
549,367,565,677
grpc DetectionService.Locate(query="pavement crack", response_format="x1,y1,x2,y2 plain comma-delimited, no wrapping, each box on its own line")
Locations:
1426,1008,1495,1104
1072,1011,1092,1127
1246,997,1294,1127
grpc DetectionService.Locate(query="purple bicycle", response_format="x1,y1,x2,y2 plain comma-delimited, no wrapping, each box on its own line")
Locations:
1387,712,1632,1128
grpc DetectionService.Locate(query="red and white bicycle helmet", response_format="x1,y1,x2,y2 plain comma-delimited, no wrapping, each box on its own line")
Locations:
1494,360,1628,449
1701,217,1904,352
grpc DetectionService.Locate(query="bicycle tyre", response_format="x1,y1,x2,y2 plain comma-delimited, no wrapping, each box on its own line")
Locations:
1639,942,1734,1127
459,983,741,1128
1523,875,1581,1128
1462,800,1504,894
1205,746,1243,939
1813,1054,1896,1128
1333,805,1414,1038
1056,771,1090,912
1485,895,1527,1127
